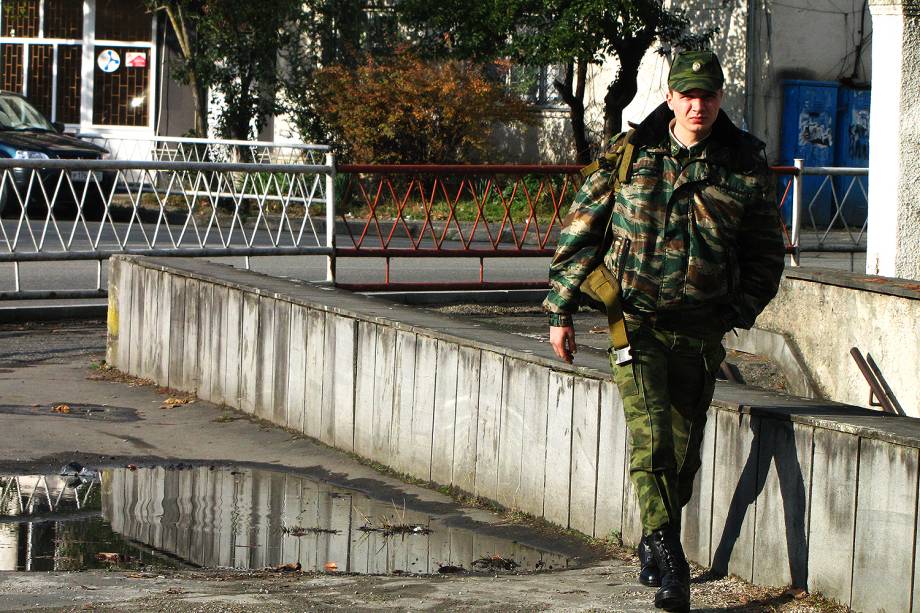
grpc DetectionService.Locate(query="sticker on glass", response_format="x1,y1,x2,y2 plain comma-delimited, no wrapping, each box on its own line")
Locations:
97,49,121,73
126,52,147,68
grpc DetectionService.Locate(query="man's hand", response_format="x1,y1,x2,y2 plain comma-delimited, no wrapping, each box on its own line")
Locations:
550,325,577,364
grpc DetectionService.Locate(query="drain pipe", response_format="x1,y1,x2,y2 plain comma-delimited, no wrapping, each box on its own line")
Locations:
744,0,757,132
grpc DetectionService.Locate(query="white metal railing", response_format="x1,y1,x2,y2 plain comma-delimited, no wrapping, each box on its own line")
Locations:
0,154,336,299
787,159,869,267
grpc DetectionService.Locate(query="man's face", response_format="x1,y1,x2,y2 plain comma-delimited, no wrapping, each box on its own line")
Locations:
666,88,723,138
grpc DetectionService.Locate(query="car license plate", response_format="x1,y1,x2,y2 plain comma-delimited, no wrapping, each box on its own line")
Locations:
70,170,89,182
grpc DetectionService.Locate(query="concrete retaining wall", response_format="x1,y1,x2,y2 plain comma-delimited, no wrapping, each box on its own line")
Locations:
755,268,920,416
108,255,920,611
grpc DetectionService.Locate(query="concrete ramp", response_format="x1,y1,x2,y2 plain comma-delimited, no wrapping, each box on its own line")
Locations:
107,255,920,612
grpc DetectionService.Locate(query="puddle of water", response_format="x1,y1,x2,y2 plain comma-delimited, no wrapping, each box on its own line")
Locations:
0,466,576,574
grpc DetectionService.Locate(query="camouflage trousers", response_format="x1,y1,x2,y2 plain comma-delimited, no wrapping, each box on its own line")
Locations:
610,322,726,534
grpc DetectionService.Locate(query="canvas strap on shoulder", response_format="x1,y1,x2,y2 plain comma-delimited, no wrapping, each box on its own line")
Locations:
580,262,632,365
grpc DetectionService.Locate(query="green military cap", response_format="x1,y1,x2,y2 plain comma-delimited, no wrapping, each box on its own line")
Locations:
667,50,724,93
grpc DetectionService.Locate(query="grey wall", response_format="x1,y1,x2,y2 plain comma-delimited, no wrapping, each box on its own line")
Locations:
108,255,920,611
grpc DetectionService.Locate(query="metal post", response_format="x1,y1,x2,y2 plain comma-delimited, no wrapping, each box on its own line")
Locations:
325,152,336,284
96,260,102,291
13,262,20,292
790,158,804,267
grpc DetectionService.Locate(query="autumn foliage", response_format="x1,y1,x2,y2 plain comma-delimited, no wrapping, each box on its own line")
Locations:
312,51,535,164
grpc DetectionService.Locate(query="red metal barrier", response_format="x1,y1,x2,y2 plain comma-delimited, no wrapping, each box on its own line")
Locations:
335,164,799,292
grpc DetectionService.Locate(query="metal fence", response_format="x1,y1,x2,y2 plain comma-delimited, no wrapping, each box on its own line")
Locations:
0,156,334,299
0,153,869,298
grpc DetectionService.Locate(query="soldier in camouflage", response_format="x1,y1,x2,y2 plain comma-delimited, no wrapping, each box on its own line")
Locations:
545,50,785,612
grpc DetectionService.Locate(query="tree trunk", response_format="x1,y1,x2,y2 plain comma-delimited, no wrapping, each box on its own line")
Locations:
603,46,647,140
189,76,208,137
162,5,208,136
554,60,591,164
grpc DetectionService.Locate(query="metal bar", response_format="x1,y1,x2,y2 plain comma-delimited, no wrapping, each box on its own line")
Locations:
800,167,869,176
326,152,336,283
0,246,333,262
791,158,803,267
333,248,555,258
75,133,331,151
0,159,331,174
335,281,549,292
0,289,107,300
850,347,898,414
865,353,905,416
338,164,581,174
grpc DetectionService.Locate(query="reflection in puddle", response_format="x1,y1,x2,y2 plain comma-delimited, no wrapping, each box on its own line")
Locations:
0,466,574,574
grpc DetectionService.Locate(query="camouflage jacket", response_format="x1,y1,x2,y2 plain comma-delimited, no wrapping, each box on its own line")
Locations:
545,102,786,333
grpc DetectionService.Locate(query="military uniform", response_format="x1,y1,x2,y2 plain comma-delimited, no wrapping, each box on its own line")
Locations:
545,51,785,611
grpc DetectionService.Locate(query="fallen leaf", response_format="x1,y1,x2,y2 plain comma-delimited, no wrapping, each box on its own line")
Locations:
160,397,190,410
52,404,71,414
95,552,120,563
786,587,808,600
324,561,338,572
127,464,138,471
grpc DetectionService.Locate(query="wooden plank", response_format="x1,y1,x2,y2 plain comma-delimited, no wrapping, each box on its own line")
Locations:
569,377,601,536
710,412,759,581
353,321,378,456
518,362,549,519
272,300,291,426
372,326,397,464
852,438,918,613
285,305,308,431
452,346,481,494
474,351,504,502
255,296,276,421
303,309,325,438
239,291,259,415
390,331,417,475
431,340,459,486
595,380,627,540
166,275,187,390
681,411,717,566
332,316,357,451
752,420,813,588
411,335,439,479
806,428,858,604
182,279,200,393
223,289,244,409
543,370,574,526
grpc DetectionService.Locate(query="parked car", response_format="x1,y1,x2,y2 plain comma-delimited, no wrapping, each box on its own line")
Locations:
0,90,113,220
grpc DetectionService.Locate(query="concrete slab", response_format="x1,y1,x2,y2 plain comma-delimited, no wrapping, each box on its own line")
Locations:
197,281,214,402
319,312,337,444
238,291,258,415
807,428,858,603
452,345,481,494
208,285,227,404
142,267,161,385
682,414,717,566
710,412,759,581
752,420,812,588
332,316,356,452
271,300,291,426
570,378,601,536
255,296,276,421
474,350,504,502
286,304,307,431
852,437,918,613
497,356,526,509
544,370,574,527
303,309,325,438
595,380,627,540
431,340,459,485
156,268,172,387
372,325,396,463
519,361,550,519
391,330,417,475
411,335,438,479
224,289,244,410
354,321,377,457
166,274,187,390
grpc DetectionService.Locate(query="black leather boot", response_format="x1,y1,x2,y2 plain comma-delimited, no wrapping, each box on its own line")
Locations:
648,526,691,612
638,534,661,587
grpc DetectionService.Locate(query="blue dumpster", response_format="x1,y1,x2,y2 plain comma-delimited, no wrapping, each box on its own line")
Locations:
780,80,839,226
834,87,870,227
